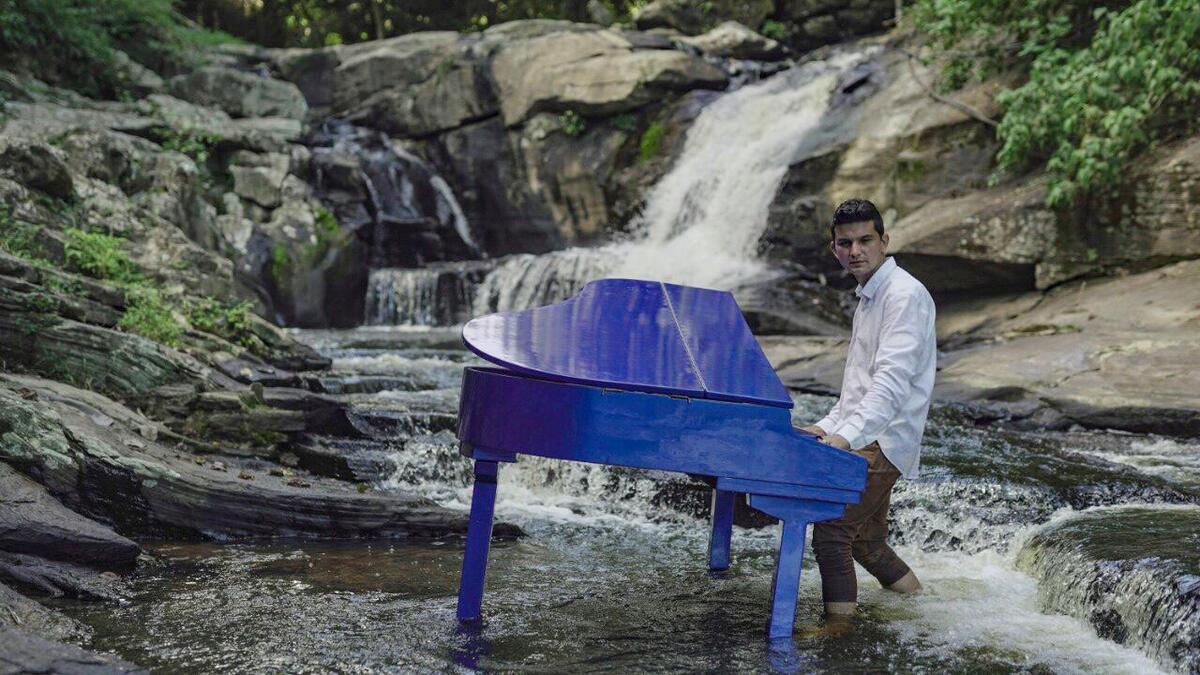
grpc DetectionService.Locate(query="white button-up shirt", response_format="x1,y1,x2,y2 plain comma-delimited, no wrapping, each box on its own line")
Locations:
816,257,936,478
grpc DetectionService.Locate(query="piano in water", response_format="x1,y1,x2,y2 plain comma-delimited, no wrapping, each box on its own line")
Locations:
454,278,867,639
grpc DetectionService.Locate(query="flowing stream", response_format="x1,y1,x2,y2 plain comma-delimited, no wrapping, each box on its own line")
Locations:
54,327,1199,673
52,48,1200,672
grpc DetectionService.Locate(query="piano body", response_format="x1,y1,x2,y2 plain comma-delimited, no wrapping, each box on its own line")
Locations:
454,278,867,639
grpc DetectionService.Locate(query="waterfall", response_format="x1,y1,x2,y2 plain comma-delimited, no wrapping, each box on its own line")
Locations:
365,262,491,326
613,49,871,289
365,48,875,324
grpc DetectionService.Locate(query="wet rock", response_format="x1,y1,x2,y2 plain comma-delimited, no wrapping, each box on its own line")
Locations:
0,580,90,643
0,463,140,568
0,551,126,600
490,29,727,126
168,66,308,120
635,0,773,35
679,21,787,61
0,625,146,673
0,377,503,540
1016,506,1200,673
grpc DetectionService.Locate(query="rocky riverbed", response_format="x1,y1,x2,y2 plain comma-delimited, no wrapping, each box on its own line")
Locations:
1,7,1199,673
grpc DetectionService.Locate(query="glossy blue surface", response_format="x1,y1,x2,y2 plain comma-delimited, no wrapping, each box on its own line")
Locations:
456,278,868,637
462,278,792,408
458,368,866,492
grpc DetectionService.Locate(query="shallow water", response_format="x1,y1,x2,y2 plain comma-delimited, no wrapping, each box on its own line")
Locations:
53,327,1197,673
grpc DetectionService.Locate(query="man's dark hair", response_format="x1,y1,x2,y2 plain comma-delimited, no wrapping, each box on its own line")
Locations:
830,198,884,239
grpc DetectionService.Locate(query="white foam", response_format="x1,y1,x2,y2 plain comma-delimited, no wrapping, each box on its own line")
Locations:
1076,436,1200,486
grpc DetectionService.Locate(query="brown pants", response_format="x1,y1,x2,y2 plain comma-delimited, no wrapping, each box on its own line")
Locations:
812,442,911,604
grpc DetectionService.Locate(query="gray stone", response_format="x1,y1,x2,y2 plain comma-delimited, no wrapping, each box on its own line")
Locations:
0,581,89,643
169,66,308,120
680,21,787,61
0,141,74,200
0,463,141,568
0,625,146,673
490,28,727,126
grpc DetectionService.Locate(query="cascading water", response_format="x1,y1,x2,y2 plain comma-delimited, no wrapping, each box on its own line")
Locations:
368,49,875,323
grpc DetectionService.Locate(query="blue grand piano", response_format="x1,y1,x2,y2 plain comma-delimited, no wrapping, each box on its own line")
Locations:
454,278,867,638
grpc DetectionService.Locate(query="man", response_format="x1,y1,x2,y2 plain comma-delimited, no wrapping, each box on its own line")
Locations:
800,198,936,620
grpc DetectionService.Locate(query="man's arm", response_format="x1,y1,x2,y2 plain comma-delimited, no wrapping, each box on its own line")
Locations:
801,390,846,438
829,291,932,450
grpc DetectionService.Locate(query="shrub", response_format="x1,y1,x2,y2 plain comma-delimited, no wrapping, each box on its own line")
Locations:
63,228,140,283
759,19,789,42
187,297,257,348
913,0,1200,207
610,113,637,132
119,285,182,346
558,109,587,137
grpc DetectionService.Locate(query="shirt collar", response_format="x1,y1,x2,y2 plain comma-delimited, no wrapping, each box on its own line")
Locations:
855,256,897,300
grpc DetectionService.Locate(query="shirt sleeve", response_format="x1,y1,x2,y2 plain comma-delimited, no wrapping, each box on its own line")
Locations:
831,290,931,449
815,394,844,435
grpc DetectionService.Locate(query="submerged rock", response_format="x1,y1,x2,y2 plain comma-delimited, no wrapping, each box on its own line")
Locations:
1017,505,1200,674
0,625,146,673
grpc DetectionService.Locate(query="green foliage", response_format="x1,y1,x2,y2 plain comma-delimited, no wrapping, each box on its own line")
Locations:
759,19,789,42
0,0,183,97
610,113,638,132
118,285,182,346
0,205,44,260
187,297,257,348
270,243,291,281
176,0,645,48
63,228,141,283
159,127,218,164
639,121,666,162
558,110,587,137
913,0,1200,207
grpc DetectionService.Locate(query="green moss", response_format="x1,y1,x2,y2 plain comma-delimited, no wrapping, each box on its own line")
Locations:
896,158,928,183
270,242,291,281
0,207,45,260
610,113,637,132
118,286,182,346
639,121,666,162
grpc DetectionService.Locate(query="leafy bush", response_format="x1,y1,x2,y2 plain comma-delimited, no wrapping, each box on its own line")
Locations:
119,285,182,346
639,121,666,162
0,0,231,97
558,109,587,137
159,127,218,164
187,297,257,348
0,205,44,260
759,19,789,42
63,228,141,283
913,0,1200,207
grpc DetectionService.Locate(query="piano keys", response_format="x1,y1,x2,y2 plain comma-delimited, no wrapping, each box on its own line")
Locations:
454,278,867,639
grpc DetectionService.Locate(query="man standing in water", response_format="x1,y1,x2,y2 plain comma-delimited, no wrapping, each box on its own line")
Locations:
800,198,935,621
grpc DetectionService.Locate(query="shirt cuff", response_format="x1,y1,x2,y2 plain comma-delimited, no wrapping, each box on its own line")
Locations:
814,417,837,436
832,421,866,450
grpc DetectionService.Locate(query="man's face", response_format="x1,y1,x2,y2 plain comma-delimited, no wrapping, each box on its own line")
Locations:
831,220,889,284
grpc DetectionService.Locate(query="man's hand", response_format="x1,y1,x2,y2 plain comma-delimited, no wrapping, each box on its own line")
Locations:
799,425,827,437
822,434,851,450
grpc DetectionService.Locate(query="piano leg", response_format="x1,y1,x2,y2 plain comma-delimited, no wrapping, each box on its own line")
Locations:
749,495,846,639
708,489,736,571
457,459,500,622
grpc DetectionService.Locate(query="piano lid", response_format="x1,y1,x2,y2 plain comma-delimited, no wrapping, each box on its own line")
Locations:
462,278,793,408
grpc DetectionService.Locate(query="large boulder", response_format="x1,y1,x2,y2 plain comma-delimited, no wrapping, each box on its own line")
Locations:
168,66,308,120
0,463,140,568
0,377,502,540
490,29,727,126
635,0,775,35
0,626,146,673
679,21,787,61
